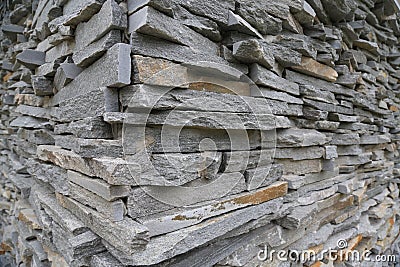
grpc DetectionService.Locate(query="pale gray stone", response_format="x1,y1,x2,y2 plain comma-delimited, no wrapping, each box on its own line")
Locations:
222,150,274,172
36,62,60,77
68,181,125,222
294,1,316,25
124,110,290,131
45,40,75,63
57,194,149,255
67,170,130,201
15,105,51,120
331,133,360,145
227,11,263,39
130,33,246,72
105,198,282,265
55,136,122,158
299,84,338,104
10,116,52,129
277,128,328,147
54,117,113,139
324,145,338,159
177,0,235,25
61,0,106,26
236,0,283,35
360,135,391,145
274,146,324,160
91,252,123,267
277,204,318,229
30,185,87,235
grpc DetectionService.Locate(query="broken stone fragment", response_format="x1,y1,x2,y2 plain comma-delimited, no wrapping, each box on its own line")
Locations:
233,39,274,69
56,193,149,255
277,128,329,147
353,39,379,55
320,0,358,22
31,75,54,96
236,0,283,35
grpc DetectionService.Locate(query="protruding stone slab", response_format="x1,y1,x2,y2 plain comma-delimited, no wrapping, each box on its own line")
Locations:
292,57,338,82
51,87,118,122
52,43,131,105
129,6,218,54
74,0,126,52
56,193,149,255
68,181,125,222
277,128,329,147
72,30,121,68
250,64,300,95
138,182,288,236
67,170,130,201
16,50,45,70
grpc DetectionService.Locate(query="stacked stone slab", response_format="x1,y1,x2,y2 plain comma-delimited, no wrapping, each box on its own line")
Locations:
0,0,400,266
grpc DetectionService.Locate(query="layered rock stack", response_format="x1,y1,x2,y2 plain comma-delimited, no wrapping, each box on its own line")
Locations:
0,0,400,266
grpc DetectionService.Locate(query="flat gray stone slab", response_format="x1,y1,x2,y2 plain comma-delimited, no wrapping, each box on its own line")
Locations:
52,43,131,105
16,50,45,70
74,0,126,52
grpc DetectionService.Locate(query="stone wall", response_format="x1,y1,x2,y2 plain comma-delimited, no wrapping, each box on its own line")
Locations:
0,0,400,266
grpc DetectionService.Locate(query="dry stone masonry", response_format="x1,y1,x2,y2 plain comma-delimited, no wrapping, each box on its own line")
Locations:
0,0,400,266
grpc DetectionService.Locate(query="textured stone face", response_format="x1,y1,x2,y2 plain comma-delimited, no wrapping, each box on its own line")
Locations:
1,0,400,266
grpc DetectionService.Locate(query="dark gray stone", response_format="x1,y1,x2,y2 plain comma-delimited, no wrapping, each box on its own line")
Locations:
51,87,118,122
72,30,121,68
52,43,131,105
31,75,54,96
74,0,126,52
320,0,358,22
250,64,300,95
129,6,218,55
236,0,283,35
233,39,274,69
